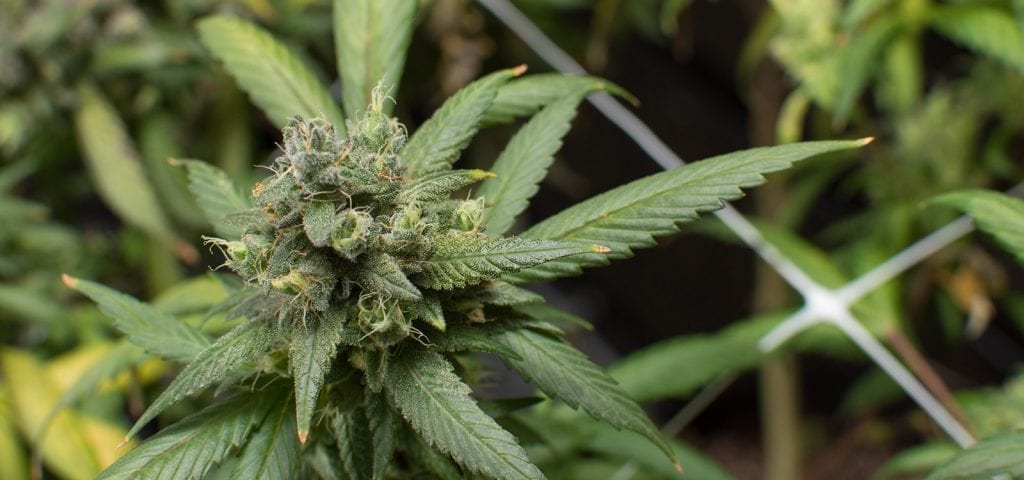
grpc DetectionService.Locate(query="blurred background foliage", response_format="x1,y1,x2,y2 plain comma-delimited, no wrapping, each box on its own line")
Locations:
3,0,1024,478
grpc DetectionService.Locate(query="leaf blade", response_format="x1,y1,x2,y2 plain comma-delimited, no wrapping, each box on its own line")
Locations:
384,348,544,479
333,0,417,117
477,90,589,235
63,276,210,363
401,68,523,177
98,391,274,480
197,15,346,131
288,311,345,441
413,232,599,290
126,321,278,440
511,140,867,282
930,189,1024,265
492,327,679,471
179,159,254,239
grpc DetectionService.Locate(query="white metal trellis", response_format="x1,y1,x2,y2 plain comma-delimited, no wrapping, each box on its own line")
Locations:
476,0,978,449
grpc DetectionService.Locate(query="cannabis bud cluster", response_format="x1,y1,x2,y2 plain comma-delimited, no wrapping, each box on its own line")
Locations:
212,105,496,347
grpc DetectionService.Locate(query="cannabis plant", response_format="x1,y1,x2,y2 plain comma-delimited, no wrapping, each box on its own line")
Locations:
62,2,865,478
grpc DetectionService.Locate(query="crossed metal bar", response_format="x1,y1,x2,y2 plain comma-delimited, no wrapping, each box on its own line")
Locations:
477,0,978,449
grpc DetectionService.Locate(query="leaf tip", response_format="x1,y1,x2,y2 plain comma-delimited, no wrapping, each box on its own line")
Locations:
857,136,875,146
61,274,77,289
116,437,131,449
472,169,497,180
592,245,612,254
297,430,309,444
512,64,528,76
674,460,683,474
167,157,183,167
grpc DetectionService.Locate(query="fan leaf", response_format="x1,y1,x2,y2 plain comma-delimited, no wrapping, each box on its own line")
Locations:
401,68,523,178
197,15,346,132
492,327,679,471
413,232,599,290
477,90,590,235
333,0,417,118
510,140,867,282
384,348,544,479
63,276,210,363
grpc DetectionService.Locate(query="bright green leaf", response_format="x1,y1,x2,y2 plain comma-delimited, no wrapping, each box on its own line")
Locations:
926,432,1024,479
481,73,632,126
929,5,1024,74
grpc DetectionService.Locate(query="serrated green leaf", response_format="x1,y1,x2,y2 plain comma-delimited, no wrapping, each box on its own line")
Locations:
64,276,210,363
397,169,494,205
931,190,1024,265
585,423,734,480
360,252,422,300
127,321,278,440
414,232,597,289
384,348,544,479
511,140,867,282
428,323,523,361
231,394,301,480
75,85,182,248
405,428,464,480
417,296,446,331
98,391,274,480
477,90,589,235
180,159,255,239
401,68,522,178
928,5,1024,74
334,0,417,118
926,432,1024,479
289,311,345,441
197,15,346,132
834,15,902,124
366,393,397,480
481,73,632,126
332,400,373,480
492,328,678,471
514,302,592,330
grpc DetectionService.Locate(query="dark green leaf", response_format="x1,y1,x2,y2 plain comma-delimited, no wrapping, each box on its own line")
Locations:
926,432,1024,479
127,321,279,439
511,140,868,282
384,348,544,479
231,394,301,480
289,311,346,441
401,68,523,177
414,232,599,290
64,276,210,363
492,328,679,471
180,159,255,239
477,90,589,235
481,74,632,126
931,190,1024,266
98,391,274,480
